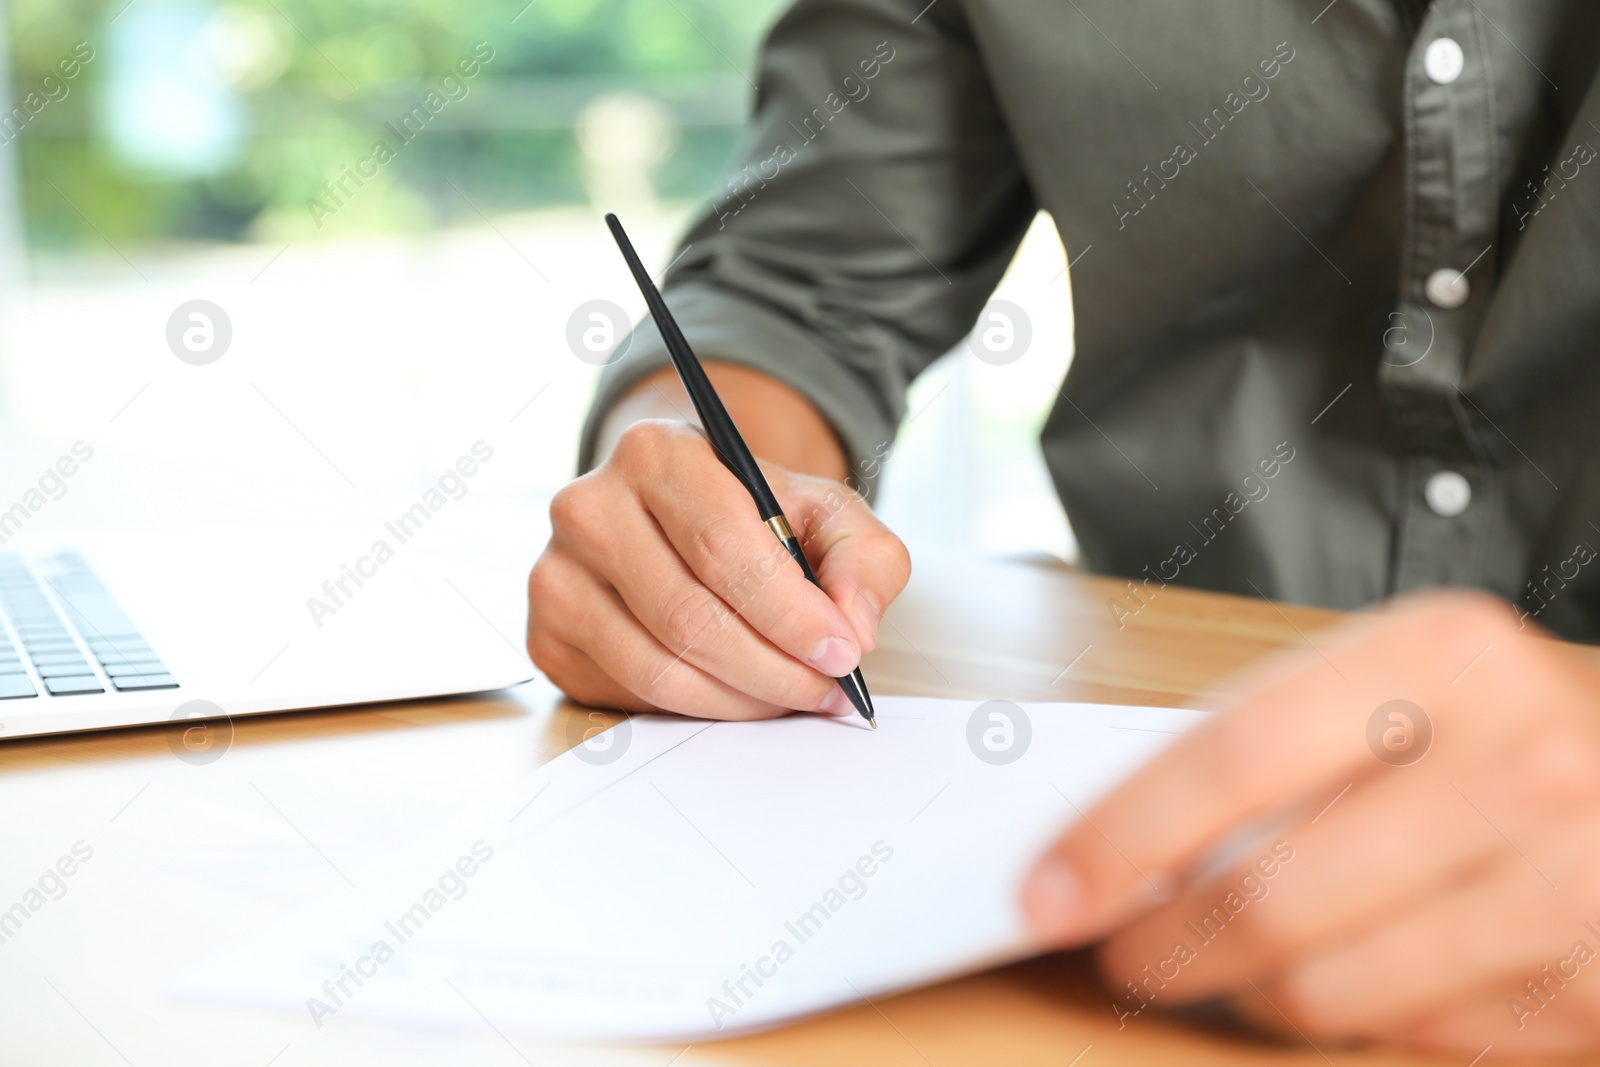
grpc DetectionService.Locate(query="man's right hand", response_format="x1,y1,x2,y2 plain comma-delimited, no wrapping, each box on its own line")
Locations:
527,393,910,720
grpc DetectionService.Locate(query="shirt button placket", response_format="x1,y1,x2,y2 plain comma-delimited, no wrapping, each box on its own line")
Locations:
1384,4,1498,594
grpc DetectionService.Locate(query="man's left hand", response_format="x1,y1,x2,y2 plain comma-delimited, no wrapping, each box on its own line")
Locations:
1023,592,1600,1059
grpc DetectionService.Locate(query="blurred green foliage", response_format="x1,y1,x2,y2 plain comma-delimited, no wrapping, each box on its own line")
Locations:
7,0,787,251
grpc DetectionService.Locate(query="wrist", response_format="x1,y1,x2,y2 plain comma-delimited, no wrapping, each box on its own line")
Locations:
596,363,850,482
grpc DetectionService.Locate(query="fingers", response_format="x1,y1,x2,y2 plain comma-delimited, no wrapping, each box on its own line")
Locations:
1023,592,1529,944
529,419,908,718
627,438,866,674
1399,987,1600,1059
529,553,798,720
785,473,911,655
1057,590,1600,1060
527,635,654,714
1229,838,1600,1056
1097,717,1600,1001
1261,810,1600,1040
571,497,842,713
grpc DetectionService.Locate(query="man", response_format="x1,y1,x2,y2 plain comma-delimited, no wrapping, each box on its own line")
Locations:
528,0,1600,1055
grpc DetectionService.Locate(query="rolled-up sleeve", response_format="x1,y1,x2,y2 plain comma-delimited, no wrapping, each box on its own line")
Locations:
578,0,1036,494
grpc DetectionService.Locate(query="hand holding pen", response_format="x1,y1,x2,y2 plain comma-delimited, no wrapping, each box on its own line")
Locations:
524,218,911,723
605,213,877,726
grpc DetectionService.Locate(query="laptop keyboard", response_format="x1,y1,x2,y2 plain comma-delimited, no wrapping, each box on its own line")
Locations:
0,553,177,699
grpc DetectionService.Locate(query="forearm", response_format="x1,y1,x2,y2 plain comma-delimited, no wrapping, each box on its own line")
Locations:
593,363,850,482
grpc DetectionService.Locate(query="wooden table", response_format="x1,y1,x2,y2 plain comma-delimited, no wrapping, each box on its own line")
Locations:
0,554,1511,1066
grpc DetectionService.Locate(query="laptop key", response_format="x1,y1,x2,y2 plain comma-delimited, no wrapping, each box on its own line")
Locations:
104,662,167,677
37,662,93,678
111,673,178,691
95,651,157,665
98,661,157,673
43,675,103,695
89,639,152,652
0,675,37,698
91,647,154,662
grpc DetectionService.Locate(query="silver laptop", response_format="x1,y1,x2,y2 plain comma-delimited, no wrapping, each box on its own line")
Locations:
0,529,534,740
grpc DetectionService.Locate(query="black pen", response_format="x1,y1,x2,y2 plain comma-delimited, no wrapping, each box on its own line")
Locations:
605,212,877,728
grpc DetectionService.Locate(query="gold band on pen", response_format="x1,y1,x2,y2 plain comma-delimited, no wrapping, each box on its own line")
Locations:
766,515,795,541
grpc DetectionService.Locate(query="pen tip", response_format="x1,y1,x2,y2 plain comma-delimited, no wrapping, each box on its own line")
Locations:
869,718,878,730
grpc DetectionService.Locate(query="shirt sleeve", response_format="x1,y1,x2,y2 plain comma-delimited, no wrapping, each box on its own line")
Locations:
577,0,1036,496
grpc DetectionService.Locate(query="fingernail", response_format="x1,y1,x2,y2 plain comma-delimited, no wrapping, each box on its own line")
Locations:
853,593,882,643
1021,858,1083,938
817,687,855,716
807,636,859,677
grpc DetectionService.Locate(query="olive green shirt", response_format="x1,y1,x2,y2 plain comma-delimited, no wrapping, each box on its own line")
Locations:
580,0,1600,639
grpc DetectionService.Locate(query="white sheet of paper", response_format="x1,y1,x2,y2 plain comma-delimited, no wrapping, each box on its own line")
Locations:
172,696,1206,1041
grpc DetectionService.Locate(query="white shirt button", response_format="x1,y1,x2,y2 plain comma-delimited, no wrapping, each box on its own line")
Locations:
1425,37,1465,84
1425,471,1472,517
1425,268,1469,308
